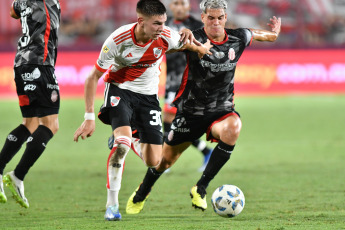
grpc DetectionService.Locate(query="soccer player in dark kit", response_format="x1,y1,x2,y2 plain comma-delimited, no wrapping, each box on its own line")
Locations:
0,0,61,208
164,0,213,172
126,0,281,214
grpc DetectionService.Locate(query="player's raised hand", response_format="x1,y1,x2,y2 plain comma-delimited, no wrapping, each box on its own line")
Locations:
179,28,200,45
198,39,213,58
267,16,281,36
73,120,95,142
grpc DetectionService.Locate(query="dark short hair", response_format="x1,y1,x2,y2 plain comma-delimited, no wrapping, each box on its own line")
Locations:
136,0,166,16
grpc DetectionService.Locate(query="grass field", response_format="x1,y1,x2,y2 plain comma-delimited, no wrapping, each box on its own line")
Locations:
0,96,344,230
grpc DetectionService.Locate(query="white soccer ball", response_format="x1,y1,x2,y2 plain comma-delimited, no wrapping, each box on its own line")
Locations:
211,184,245,218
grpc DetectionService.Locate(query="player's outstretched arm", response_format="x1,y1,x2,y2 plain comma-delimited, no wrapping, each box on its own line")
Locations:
73,67,104,142
10,0,20,19
179,28,202,46
183,39,213,58
251,16,281,42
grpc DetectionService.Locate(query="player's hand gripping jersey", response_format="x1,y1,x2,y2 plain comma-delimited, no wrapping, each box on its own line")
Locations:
173,28,253,115
12,0,61,67
95,23,183,95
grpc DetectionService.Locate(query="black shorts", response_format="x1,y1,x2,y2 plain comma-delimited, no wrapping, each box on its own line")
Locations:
165,110,240,146
98,83,163,145
14,65,60,118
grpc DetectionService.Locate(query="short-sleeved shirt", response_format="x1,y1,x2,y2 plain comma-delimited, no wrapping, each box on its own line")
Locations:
13,0,61,67
173,28,253,116
95,23,183,95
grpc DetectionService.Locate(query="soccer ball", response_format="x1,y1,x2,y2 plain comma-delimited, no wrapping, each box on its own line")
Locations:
211,184,245,218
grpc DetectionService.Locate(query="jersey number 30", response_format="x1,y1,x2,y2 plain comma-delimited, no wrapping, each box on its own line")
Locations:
150,110,162,126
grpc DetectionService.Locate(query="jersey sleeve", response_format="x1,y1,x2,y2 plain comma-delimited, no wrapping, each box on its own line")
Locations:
95,35,117,73
230,28,254,47
163,26,184,51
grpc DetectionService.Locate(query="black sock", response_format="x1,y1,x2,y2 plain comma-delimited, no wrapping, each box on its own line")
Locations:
14,125,53,180
192,139,212,156
0,124,31,175
133,168,163,203
196,141,235,195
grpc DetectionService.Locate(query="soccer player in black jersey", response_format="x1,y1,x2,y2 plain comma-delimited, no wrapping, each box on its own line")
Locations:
126,0,281,214
164,0,213,172
0,0,61,208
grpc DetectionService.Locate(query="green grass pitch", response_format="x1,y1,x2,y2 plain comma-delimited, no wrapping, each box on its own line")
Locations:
0,96,344,230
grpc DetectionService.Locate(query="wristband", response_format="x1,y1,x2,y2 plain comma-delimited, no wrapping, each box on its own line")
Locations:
84,113,95,120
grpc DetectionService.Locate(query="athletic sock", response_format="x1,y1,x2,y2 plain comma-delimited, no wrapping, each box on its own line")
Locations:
192,139,212,156
106,136,131,208
133,168,163,203
14,125,53,180
0,124,31,175
196,141,235,195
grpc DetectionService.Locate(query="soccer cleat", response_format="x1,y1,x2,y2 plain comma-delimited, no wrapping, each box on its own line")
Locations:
3,171,29,208
190,185,207,211
0,175,7,203
198,149,213,172
126,187,149,214
108,135,114,150
104,204,122,221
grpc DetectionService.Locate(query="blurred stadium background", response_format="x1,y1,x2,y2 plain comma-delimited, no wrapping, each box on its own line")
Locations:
1,0,345,97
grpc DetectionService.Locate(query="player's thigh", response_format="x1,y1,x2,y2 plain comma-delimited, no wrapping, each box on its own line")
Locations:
211,113,242,141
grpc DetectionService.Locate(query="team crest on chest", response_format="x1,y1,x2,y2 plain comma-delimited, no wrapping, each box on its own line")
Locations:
110,96,121,107
228,48,236,60
153,47,163,59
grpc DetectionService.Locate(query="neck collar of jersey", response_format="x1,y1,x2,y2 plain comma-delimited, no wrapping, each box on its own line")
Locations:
203,28,228,45
131,23,153,47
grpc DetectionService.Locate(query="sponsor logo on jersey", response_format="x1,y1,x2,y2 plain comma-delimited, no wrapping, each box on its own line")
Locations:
21,68,41,81
215,51,225,59
51,90,58,102
170,117,190,133
24,84,36,91
47,84,59,90
228,48,236,60
7,134,18,142
110,96,121,107
153,47,163,59
200,59,237,72
103,46,110,53
130,63,157,68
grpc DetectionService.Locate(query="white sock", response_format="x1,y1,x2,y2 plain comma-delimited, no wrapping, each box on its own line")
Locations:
106,136,131,208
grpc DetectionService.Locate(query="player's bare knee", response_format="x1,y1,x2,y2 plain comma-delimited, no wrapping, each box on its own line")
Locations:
146,157,161,168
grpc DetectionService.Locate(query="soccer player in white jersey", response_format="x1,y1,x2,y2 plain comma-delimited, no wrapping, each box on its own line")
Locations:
73,0,211,221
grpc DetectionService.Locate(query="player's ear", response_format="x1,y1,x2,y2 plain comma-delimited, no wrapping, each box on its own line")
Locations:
137,16,144,26
201,13,205,23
